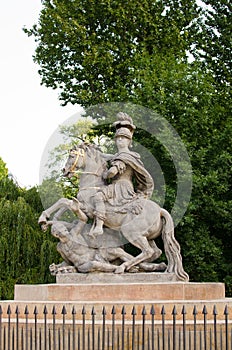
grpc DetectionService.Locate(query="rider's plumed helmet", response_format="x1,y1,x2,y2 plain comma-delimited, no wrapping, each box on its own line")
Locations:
115,127,133,140
113,112,136,133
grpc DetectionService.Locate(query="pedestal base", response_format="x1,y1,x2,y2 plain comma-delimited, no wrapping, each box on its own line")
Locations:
14,273,225,302
56,272,179,284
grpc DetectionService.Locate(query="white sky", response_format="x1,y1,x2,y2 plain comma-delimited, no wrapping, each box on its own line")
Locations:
0,1,81,188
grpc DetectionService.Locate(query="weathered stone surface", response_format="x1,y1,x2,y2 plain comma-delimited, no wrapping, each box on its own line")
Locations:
14,281,225,302
56,272,178,284
38,113,189,281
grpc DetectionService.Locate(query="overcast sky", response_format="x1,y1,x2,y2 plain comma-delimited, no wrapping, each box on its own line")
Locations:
0,1,80,187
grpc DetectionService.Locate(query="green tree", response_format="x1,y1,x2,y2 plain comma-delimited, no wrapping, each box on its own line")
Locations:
25,0,200,106
190,0,232,293
194,0,231,87
39,117,98,209
0,157,8,180
0,175,59,299
24,0,231,295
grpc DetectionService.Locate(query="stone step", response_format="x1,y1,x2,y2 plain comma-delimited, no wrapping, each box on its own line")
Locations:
14,278,225,303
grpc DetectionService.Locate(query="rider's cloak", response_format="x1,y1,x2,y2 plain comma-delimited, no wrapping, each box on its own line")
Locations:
112,151,154,198
99,150,154,208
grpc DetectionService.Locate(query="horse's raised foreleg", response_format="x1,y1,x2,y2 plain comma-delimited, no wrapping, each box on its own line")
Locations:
38,198,73,224
53,207,68,221
38,198,87,229
70,198,88,222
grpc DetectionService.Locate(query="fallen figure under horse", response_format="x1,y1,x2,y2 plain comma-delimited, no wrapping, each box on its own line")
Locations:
39,143,189,281
46,220,167,275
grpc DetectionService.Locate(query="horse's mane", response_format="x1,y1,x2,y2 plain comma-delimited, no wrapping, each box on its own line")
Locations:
71,142,105,165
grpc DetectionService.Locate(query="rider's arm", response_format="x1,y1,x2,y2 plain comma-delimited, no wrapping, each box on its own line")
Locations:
102,153,114,161
105,165,119,179
103,160,126,179
106,160,126,179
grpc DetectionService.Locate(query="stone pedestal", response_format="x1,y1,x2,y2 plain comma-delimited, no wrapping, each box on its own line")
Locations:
1,277,230,350
14,273,225,302
8,274,230,334
56,272,178,284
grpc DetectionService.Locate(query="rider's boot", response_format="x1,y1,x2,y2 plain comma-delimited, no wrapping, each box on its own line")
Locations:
89,192,105,237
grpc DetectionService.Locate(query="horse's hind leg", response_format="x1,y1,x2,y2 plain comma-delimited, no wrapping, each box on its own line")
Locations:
138,240,167,271
114,235,154,273
145,240,162,262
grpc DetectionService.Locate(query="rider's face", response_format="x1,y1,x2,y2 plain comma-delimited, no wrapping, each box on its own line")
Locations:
115,136,130,150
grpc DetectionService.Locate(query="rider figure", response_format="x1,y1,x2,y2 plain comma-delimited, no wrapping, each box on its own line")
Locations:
90,116,154,237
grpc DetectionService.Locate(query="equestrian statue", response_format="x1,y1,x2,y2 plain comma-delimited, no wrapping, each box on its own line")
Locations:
39,112,189,281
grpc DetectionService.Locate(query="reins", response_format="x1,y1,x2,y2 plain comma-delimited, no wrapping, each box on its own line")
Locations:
69,146,105,180
69,148,85,173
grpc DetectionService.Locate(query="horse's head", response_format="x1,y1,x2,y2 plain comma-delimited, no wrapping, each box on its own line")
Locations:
62,145,86,178
62,143,106,178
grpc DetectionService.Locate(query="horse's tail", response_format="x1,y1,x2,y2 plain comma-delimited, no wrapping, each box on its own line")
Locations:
161,208,189,282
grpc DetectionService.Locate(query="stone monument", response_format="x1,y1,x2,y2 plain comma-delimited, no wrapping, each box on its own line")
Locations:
15,111,226,304
38,112,189,283
11,112,229,350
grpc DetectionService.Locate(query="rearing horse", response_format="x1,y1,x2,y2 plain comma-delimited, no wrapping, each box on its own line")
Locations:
39,143,189,281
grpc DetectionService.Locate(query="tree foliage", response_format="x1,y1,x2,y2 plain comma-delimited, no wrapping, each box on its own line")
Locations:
0,157,8,180
17,0,232,296
25,0,200,106
0,176,60,299
193,0,231,87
